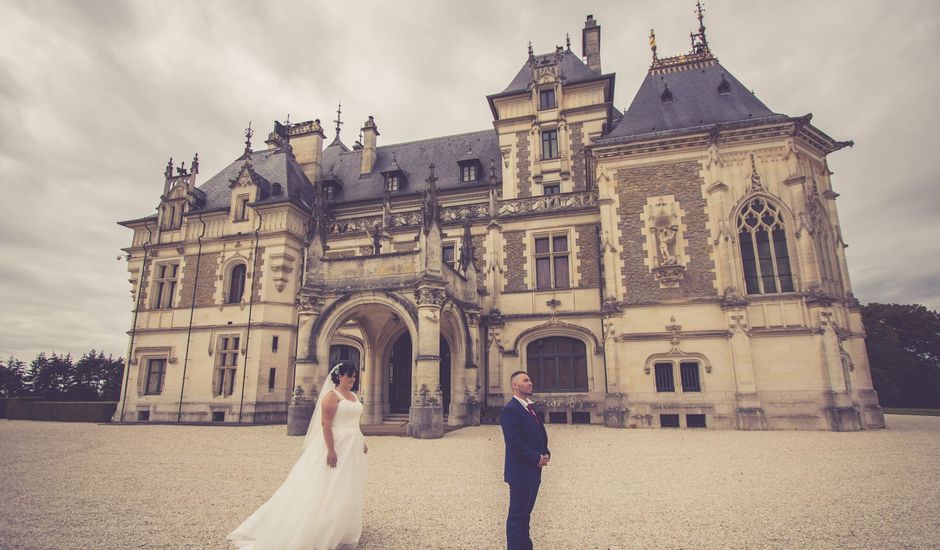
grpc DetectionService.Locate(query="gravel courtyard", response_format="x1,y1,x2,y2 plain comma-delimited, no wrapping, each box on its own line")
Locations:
1,415,938,550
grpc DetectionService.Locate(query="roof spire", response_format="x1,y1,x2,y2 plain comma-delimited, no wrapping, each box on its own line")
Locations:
690,1,709,54
649,28,658,62
527,41,534,62
565,33,571,51
333,102,343,139
243,122,253,157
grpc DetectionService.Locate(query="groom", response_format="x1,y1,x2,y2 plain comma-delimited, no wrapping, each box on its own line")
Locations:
500,371,550,550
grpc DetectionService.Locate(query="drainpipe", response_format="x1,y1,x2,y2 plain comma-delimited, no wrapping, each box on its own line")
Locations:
595,224,609,394
119,219,155,422
237,208,263,423
177,213,206,422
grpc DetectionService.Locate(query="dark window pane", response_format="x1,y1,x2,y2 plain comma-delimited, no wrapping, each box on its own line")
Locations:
655,363,675,392
687,414,707,428
739,232,760,294
542,358,557,389
228,264,246,304
755,230,777,293
544,185,560,195
574,356,588,390
680,362,701,392
268,368,276,390
557,356,573,389
232,337,240,350
660,414,680,428
772,229,794,292
535,238,550,254
553,256,569,288
552,236,567,252
536,258,551,289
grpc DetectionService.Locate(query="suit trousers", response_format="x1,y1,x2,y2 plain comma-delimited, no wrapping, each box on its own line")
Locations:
506,480,541,550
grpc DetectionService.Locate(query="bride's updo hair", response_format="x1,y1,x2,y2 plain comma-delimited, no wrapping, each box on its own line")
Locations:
330,362,358,385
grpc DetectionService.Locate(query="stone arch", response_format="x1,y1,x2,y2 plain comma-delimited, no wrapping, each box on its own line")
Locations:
509,321,603,357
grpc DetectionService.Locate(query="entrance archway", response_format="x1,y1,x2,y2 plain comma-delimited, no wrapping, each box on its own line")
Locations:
388,333,412,414
440,336,451,416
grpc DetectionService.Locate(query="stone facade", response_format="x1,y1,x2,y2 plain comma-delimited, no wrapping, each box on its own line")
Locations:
114,12,883,435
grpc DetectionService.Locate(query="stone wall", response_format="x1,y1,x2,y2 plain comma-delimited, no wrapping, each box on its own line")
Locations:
616,161,717,302
503,230,527,292
251,247,265,303
575,224,600,288
180,251,221,307
515,132,531,198
570,122,586,191
471,234,487,273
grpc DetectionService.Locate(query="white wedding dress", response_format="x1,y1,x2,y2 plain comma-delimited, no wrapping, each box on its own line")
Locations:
228,389,368,550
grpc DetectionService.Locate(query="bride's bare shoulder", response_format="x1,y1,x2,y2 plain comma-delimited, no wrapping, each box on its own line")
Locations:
321,391,340,404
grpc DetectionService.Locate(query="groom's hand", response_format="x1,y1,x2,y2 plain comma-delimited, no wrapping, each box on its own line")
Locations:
537,454,549,467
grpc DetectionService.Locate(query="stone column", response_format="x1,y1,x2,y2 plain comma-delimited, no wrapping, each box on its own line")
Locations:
725,306,767,430
408,286,445,438
289,293,323,435
819,310,861,431
449,311,482,427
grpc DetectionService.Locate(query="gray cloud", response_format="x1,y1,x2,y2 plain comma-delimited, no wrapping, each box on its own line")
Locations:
1,0,938,361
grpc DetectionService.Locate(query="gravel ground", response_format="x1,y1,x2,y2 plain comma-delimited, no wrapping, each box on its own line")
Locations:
0,415,938,550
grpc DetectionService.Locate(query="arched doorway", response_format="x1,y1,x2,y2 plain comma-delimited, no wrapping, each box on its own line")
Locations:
440,336,451,416
388,333,412,414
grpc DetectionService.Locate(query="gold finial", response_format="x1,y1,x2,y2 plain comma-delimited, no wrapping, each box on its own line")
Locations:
649,28,657,61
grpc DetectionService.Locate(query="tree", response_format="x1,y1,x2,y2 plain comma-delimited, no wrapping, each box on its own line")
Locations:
0,356,26,397
25,352,74,399
860,303,940,408
74,350,124,401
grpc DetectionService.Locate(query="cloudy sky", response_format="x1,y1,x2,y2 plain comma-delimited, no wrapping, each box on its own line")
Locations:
1,0,938,362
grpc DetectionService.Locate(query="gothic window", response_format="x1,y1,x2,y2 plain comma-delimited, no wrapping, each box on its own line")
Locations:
654,362,675,392
541,129,559,160
526,336,588,392
461,164,477,182
544,184,560,195
655,360,703,393
539,88,556,110
151,262,179,309
534,234,569,289
144,358,166,395
214,336,239,397
234,195,250,221
442,244,455,269
227,263,247,304
737,198,794,295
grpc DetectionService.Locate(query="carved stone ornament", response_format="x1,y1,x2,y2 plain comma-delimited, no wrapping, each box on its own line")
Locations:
467,312,480,327
297,295,324,314
498,191,597,219
721,286,750,310
414,287,445,306
643,196,688,288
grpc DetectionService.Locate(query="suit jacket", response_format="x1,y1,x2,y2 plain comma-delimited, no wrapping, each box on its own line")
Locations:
500,398,550,485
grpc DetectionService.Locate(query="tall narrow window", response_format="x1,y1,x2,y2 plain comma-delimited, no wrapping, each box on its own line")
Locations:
737,198,794,294
215,336,239,397
539,88,556,110
541,130,559,160
534,235,569,289
442,244,455,269
144,358,166,395
654,362,675,392
235,195,249,221
227,264,246,304
152,262,179,309
272,335,279,353
526,337,588,392
268,368,276,391
680,362,701,392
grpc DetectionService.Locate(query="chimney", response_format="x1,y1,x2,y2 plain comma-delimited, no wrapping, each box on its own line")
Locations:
582,14,602,73
290,119,326,183
360,116,379,174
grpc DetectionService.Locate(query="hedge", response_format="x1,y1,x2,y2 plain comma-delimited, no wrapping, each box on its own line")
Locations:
4,399,118,422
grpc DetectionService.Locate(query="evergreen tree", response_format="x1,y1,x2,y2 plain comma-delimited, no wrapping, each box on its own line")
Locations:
0,356,26,397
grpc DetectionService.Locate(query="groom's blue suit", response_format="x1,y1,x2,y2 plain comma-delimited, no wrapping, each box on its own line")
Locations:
501,398,550,550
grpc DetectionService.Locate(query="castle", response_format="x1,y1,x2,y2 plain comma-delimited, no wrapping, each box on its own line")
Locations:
116,9,885,435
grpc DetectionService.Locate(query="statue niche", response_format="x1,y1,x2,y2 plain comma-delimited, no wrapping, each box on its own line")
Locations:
643,196,687,288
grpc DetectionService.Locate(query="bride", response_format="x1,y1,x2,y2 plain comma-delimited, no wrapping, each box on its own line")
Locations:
228,363,369,550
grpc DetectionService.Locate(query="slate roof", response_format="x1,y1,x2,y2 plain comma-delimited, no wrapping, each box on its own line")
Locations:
320,129,501,204
600,59,786,142
196,147,317,212
499,50,601,95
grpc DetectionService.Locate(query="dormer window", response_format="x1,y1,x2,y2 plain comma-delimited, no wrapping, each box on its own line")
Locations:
324,183,336,201
234,195,249,221
539,88,556,110
457,158,482,183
